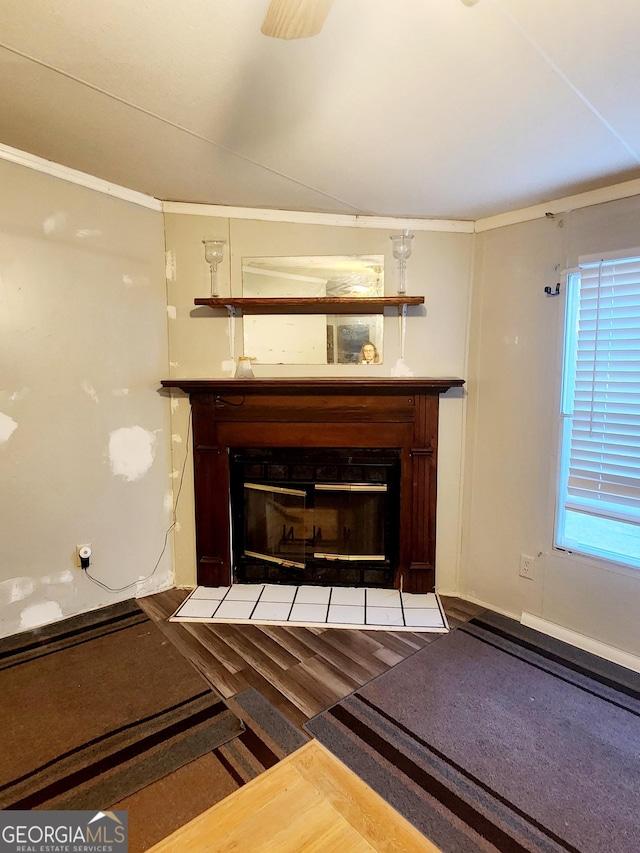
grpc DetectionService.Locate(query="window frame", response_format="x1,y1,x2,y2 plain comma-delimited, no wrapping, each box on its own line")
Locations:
554,249,640,572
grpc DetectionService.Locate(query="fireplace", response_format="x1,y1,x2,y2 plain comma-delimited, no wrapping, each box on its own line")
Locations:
160,377,464,593
230,447,400,587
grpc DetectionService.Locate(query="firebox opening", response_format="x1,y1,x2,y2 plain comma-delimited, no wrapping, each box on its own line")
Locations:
230,448,401,587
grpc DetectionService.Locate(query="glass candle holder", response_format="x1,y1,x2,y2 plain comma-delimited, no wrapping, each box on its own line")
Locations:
390,230,413,295
202,239,226,297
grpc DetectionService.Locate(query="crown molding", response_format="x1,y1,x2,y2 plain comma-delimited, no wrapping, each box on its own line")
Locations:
161,201,475,233
475,177,640,232
0,143,162,211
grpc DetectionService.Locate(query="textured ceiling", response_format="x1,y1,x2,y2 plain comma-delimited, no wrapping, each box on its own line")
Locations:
0,0,639,220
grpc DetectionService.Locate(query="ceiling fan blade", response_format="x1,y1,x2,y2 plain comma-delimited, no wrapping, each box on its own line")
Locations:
261,0,335,40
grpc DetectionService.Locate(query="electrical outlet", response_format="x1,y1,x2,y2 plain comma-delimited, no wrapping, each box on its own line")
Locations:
76,544,92,569
519,554,535,580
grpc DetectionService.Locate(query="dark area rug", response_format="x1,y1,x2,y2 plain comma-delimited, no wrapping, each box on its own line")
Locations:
112,751,239,853
0,600,243,810
215,687,308,784
113,687,309,852
305,611,640,853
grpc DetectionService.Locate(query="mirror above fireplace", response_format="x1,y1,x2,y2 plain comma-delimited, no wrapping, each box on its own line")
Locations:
241,255,385,365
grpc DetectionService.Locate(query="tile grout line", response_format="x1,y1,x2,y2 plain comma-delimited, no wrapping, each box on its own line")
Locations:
435,593,448,630
287,585,300,624
248,584,266,621
325,587,333,625
211,586,233,618
399,588,407,628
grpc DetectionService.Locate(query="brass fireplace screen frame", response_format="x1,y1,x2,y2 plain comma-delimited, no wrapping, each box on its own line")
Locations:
232,450,397,587
244,482,388,565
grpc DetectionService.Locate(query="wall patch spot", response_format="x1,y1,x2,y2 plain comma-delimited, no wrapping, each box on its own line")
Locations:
167,305,177,320
0,412,18,444
165,250,176,281
170,397,180,413
20,601,63,630
171,434,183,444
121,273,149,287
391,359,414,377
76,228,102,238
82,381,100,403
41,571,75,585
9,387,29,402
43,211,67,235
0,576,35,605
108,426,156,482
112,388,130,397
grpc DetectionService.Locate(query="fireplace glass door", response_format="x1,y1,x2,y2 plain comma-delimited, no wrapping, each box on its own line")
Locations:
313,484,386,561
232,448,399,587
244,483,307,569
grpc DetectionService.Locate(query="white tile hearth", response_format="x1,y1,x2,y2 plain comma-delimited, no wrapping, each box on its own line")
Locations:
224,583,263,602
251,600,293,622
289,602,331,623
214,599,256,620
404,607,448,628
170,585,448,633
260,584,300,603
296,586,331,605
330,586,366,606
327,604,366,624
366,606,406,627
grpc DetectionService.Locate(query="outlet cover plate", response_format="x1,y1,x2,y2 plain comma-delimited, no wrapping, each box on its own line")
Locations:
519,554,535,579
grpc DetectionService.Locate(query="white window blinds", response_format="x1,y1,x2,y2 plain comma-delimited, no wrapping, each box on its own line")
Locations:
561,255,640,523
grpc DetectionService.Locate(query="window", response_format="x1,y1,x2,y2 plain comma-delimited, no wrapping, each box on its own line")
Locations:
556,251,640,569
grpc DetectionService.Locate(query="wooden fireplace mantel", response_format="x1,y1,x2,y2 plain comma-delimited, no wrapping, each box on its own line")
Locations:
161,377,463,394
161,377,464,593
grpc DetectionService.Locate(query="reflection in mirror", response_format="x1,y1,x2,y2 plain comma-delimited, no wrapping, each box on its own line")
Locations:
242,255,384,365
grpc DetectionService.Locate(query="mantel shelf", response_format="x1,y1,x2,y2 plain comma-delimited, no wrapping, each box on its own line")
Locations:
161,377,464,395
194,296,424,315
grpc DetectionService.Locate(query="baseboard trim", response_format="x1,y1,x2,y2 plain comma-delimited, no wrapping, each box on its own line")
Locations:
452,594,640,673
451,593,519,621
520,612,640,674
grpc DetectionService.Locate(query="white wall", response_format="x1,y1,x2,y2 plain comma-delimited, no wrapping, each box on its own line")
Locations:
0,158,173,637
163,213,473,591
462,196,640,658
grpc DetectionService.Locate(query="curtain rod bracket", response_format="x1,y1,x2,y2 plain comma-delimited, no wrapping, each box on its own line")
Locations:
544,283,561,296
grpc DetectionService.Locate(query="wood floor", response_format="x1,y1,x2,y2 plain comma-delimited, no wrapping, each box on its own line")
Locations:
147,740,441,853
139,589,484,731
